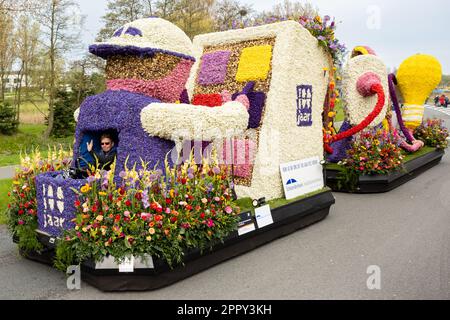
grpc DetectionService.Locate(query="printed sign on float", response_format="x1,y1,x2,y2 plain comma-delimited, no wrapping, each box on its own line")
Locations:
255,205,273,229
119,256,134,273
280,156,324,200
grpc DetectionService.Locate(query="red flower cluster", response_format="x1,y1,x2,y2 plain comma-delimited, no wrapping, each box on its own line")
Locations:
192,93,223,107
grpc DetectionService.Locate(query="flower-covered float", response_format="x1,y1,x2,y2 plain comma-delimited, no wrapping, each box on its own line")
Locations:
324,48,447,193
9,17,343,291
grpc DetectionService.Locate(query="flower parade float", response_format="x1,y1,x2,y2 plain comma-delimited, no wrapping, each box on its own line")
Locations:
324,49,447,193
8,17,337,291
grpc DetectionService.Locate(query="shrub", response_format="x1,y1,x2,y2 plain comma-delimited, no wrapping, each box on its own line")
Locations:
50,90,76,138
414,118,449,150
0,102,18,135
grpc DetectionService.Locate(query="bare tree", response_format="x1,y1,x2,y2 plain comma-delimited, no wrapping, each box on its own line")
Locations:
13,14,40,122
69,55,105,108
0,10,15,101
97,0,154,41
212,0,253,31
271,0,317,19
173,0,214,39
37,0,84,138
154,0,177,19
0,0,37,13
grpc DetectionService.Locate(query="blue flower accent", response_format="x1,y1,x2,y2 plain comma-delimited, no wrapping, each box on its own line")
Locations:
125,27,143,37
113,27,124,37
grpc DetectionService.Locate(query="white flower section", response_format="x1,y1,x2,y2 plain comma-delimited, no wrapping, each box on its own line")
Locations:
140,102,249,141
93,18,194,58
57,187,64,200
48,198,54,211
342,55,389,127
48,185,53,197
74,108,80,122
57,201,64,214
189,21,329,201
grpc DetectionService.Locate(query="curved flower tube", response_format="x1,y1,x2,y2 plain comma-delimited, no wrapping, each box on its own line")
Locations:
388,74,415,143
325,73,385,153
388,73,424,152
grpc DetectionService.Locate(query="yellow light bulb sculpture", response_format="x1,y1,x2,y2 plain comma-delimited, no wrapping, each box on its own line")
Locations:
396,54,442,130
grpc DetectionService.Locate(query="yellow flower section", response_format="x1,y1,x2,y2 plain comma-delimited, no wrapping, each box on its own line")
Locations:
235,45,273,82
352,46,369,56
397,54,442,105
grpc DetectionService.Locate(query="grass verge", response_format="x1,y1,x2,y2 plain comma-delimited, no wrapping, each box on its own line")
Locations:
0,124,73,166
0,179,12,224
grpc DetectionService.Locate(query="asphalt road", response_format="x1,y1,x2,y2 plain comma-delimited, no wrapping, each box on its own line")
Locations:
0,166,16,180
0,107,449,300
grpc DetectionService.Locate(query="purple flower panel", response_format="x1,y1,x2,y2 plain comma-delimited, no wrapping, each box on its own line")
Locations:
113,27,124,37
232,91,266,129
36,171,86,237
180,89,190,104
197,51,231,86
73,90,175,182
124,27,143,37
327,121,354,163
89,44,196,61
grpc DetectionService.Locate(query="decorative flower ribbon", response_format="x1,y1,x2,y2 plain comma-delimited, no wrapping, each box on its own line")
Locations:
388,73,424,152
388,73,415,143
325,72,385,154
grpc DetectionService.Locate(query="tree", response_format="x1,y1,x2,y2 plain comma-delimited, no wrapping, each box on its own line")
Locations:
50,57,105,138
212,0,253,31
97,0,214,41
154,0,177,19
0,102,18,135
13,14,40,122
0,10,15,101
68,55,106,109
271,0,317,19
440,75,450,89
49,89,76,138
0,0,36,13
97,0,154,41
36,0,84,139
173,0,214,39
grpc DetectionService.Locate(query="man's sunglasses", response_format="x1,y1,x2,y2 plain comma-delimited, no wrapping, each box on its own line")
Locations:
101,142,111,146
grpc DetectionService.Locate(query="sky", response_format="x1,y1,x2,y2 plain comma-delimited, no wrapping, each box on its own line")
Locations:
75,0,450,74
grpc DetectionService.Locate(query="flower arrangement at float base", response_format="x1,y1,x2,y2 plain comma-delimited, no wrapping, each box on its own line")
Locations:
339,129,404,176
6,147,73,252
55,152,241,270
414,118,449,150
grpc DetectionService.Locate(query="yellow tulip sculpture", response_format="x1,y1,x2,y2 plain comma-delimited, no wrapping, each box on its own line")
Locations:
396,54,442,130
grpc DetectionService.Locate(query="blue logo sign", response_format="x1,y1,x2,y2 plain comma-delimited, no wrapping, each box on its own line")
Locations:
296,85,313,127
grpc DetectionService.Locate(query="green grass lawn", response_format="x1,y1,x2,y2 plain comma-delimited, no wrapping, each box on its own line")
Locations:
0,179,12,224
334,100,345,123
4,93,49,124
0,124,73,167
